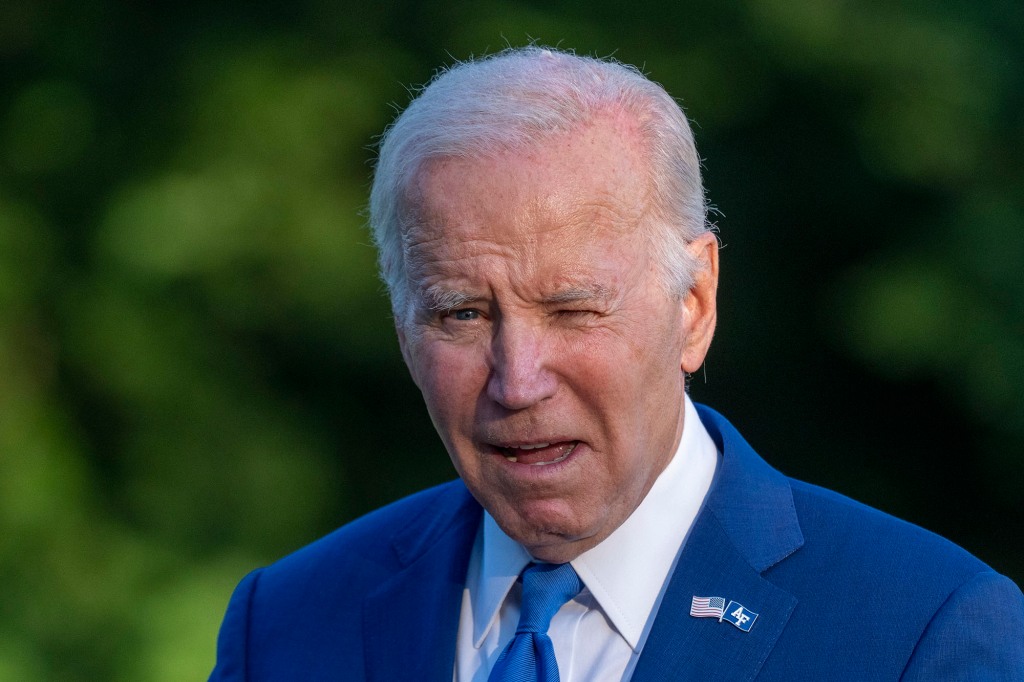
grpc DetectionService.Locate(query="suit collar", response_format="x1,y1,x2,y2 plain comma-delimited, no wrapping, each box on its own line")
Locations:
697,403,804,572
363,483,481,682
632,513,800,681
631,404,803,681
390,482,481,566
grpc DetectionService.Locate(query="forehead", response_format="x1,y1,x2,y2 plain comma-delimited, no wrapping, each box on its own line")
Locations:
398,135,660,315
404,116,652,253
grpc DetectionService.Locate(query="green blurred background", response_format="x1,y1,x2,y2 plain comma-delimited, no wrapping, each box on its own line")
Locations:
1,0,1022,678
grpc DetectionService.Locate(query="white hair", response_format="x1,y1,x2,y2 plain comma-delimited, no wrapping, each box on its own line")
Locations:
368,46,710,320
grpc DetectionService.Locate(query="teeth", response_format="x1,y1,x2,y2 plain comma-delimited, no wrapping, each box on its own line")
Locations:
513,442,551,450
505,455,518,462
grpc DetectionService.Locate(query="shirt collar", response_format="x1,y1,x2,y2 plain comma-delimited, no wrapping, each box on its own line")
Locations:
468,395,720,650
469,514,532,646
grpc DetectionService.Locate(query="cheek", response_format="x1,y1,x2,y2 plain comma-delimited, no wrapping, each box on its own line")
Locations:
571,323,684,442
569,325,674,398
411,342,486,424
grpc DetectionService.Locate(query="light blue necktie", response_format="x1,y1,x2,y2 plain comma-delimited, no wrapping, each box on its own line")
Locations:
489,562,583,682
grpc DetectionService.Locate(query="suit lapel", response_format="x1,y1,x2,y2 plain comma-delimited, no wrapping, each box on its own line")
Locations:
631,512,798,681
363,484,481,682
632,405,804,682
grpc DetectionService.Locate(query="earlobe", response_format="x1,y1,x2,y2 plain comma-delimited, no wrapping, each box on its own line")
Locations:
680,233,719,374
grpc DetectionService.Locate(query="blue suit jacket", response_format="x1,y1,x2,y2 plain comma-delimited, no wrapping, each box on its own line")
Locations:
211,405,1024,680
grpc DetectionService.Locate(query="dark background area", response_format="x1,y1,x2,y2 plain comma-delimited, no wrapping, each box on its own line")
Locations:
1,0,1021,678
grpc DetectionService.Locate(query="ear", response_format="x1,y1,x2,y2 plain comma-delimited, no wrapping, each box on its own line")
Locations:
680,232,719,374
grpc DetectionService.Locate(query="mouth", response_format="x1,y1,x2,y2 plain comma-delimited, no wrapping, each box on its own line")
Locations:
493,441,579,466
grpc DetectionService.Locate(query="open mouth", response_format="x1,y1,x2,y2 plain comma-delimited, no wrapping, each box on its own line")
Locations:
496,441,579,466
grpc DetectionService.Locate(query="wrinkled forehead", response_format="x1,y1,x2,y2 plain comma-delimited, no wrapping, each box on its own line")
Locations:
399,113,655,240
397,135,660,315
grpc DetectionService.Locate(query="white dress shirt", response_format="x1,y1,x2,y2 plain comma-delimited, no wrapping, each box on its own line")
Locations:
454,395,720,681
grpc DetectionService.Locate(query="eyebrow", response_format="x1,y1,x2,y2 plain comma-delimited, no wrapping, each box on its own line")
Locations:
418,286,477,312
415,282,616,311
541,283,616,305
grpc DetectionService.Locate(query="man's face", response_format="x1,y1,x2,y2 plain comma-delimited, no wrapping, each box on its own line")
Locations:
397,116,717,563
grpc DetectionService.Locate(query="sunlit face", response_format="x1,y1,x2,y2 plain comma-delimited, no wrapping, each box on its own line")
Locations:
397,114,718,563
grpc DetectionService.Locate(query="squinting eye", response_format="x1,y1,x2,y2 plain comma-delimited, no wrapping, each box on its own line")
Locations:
452,309,479,321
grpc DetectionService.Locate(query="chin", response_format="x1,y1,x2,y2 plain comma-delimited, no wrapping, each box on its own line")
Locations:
494,501,605,561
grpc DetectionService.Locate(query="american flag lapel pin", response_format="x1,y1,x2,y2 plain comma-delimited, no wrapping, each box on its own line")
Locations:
690,596,759,632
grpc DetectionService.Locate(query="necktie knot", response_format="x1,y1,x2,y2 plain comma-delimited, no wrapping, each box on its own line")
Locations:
488,562,582,682
517,562,583,634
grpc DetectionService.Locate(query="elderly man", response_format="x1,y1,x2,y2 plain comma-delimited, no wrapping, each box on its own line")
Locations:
211,47,1024,680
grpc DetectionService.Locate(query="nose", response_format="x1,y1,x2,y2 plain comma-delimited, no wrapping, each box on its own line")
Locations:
486,319,557,410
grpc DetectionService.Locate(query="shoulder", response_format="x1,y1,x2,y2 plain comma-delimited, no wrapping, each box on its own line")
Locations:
695,403,1023,675
770,474,1004,614
774,479,1024,677
232,479,478,623
697,401,1000,586
210,480,480,680
260,478,477,586
787,476,989,578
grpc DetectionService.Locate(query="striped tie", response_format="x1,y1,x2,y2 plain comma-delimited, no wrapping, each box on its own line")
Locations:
489,562,583,682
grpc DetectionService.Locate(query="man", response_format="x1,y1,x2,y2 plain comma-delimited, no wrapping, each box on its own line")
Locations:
211,47,1024,680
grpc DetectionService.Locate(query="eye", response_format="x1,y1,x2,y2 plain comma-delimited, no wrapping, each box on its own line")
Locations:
451,309,480,321
550,308,605,328
557,308,598,319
